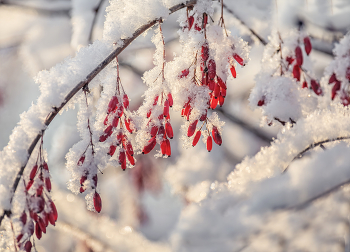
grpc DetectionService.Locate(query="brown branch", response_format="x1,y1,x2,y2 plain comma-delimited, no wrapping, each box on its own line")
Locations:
88,0,106,44
0,0,197,226
286,177,350,211
282,136,350,173
216,107,272,143
222,3,267,45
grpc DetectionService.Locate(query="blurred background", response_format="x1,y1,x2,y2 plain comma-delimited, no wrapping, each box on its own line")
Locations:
0,0,349,251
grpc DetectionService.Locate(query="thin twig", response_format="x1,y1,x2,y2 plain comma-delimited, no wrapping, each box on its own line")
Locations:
283,136,350,173
222,3,267,45
216,108,272,143
0,0,197,226
88,0,106,44
286,178,350,211
0,0,70,16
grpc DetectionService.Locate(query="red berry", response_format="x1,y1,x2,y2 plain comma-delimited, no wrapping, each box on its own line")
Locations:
208,79,215,91
310,79,322,96
161,140,167,156
35,222,42,240
20,212,27,225
38,216,46,234
49,200,58,221
257,99,265,106
125,118,133,133
163,100,170,118
187,120,198,137
119,151,126,166
80,187,85,193
233,54,244,66
150,125,158,137
93,192,102,213
206,135,213,152
302,81,308,89
295,46,303,66
346,67,350,81
188,16,194,30
168,93,174,107
201,43,209,62
80,175,87,186
103,115,109,125
43,162,49,171
221,88,226,98
192,131,201,147
36,185,43,196
332,81,341,100
293,65,300,81
112,116,119,128
210,96,218,109
303,36,312,55
208,59,216,80
286,56,294,65
48,212,56,226
158,125,165,138
214,82,220,98
329,73,337,84
108,145,117,156
219,95,225,107
126,151,135,166
230,65,236,78
180,69,189,78
165,139,171,157
107,96,118,114
45,177,51,192
123,94,129,109
125,141,134,156
24,241,32,252
29,164,38,180
77,155,85,166
142,137,157,154
212,126,222,146
92,174,98,187
16,234,23,243
217,77,227,89
165,122,174,139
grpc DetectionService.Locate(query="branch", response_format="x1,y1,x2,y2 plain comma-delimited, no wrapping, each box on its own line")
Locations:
286,177,350,211
56,221,117,252
283,136,350,173
222,3,267,45
0,0,70,16
216,107,272,143
0,0,197,226
88,0,106,44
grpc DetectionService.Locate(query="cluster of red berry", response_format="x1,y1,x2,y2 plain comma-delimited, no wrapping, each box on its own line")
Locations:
328,66,350,105
17,138,57,251
180,10,245,151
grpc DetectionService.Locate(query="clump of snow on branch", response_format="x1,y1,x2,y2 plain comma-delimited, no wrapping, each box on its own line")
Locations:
171,105,350,251
322,33,350,106
249,30,318,124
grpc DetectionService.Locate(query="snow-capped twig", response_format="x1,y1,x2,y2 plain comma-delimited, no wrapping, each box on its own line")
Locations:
0,0,197,226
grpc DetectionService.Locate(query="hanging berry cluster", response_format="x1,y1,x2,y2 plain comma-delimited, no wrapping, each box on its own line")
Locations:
288,35,322,95
175,5,247,151
137,22,175,157
99,58,135,169
326,34,350,106
15,136,57,251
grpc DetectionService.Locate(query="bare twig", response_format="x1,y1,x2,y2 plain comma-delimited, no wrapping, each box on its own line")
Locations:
216,108,272,143
222,3,267,45
0,0,70,16
88,0,106,44
282,136,350,173
286,177,350,211
0,0,197,226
